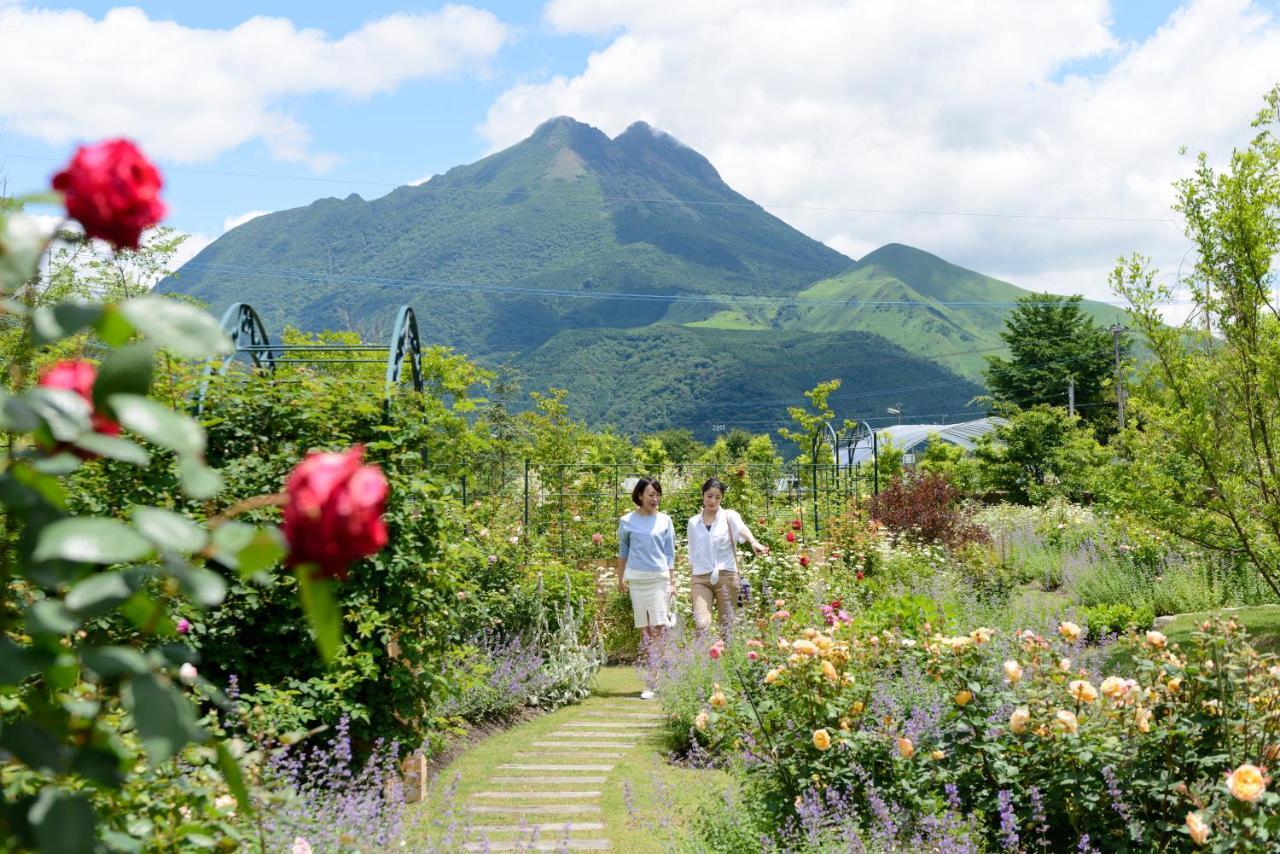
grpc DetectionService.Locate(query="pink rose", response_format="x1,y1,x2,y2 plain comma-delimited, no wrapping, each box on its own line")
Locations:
785,532,796,543
52,139,166,250
176,618,191,635
282,446,388,581
37,360,122,443
592,532,604,545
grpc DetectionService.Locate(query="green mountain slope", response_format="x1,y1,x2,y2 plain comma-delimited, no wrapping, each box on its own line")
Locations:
686,243,1131,379
159,117,852,355
513,325,985,439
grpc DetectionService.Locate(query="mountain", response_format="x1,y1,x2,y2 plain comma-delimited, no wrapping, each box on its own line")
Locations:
159,117,1119,438
161,117,852,355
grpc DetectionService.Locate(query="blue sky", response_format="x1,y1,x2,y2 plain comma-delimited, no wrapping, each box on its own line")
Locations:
1,1,1278,304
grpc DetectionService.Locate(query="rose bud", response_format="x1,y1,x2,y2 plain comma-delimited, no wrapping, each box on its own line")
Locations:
282,445,389,581
53,139,167,250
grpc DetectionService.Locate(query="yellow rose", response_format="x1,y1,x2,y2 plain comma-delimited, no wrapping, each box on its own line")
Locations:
1185,811,1210,845
970,627,994,644
1135,707,1153,733
804,628,819,640
1058,657,1072,672
930,749,946,761
1059,621,1082,642
850,701,865,716
694,710,709,732
710,690,727,710
1003,660,1023,684
1167,676,1183,694
1069,680,1099,703
1226,763,1269,802
955,690,974,707
897,737,914,758
1010,707,1031,734
821,660,839,682
764,668,782,684
1100,676,1128,701
812,729,832,751
1145,630,1168,649
792,639,819,656
1054,709,1079,735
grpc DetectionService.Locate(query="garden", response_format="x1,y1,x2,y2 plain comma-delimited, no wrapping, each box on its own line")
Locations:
2,90,1280,852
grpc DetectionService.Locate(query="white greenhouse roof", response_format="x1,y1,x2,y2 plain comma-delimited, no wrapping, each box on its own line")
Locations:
841,417,1007,465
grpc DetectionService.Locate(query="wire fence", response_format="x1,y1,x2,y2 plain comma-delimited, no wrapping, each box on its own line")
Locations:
435,458,880,557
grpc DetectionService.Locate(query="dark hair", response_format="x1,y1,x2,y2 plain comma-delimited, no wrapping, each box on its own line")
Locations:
631,476,663,506
701,477,727,496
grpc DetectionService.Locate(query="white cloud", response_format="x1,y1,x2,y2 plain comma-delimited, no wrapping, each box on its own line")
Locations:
482,0,1280,309
0,4,509,169
223,210,270,232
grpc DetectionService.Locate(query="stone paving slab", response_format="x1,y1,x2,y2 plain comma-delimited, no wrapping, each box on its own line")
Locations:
514,750,624,758
473,791,601,799
576,712,664,719
467,822,606,834
563,721,659,729
464,841,610,851
466,804,602,815
499,763,615,771
489,775,608,784
550,731,646,739
533,740,636,749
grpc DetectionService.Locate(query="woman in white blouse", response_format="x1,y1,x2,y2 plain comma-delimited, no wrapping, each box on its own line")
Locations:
687,477,768,637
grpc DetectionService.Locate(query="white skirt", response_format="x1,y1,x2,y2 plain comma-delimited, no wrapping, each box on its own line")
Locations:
627,574,671,628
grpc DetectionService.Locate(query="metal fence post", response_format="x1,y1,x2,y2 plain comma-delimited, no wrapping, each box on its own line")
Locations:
461,473,468,506
523,458,530,533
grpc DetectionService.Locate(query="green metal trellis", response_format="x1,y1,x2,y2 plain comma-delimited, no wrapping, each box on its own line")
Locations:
194,302,424,415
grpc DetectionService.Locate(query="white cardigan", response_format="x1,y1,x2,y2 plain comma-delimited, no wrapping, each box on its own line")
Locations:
686,508,749,576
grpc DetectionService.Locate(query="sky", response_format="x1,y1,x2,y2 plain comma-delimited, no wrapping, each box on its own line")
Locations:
2,0,1278,312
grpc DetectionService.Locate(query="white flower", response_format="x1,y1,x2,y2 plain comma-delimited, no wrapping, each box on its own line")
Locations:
509,535,519,545
178,663,198,684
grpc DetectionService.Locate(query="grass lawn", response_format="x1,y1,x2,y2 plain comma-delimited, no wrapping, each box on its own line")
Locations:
1159,604,1280,654
401,665,731,852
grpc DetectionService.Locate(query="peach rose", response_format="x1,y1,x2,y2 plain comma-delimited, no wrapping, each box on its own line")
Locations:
896,737,914,759
1059,621,1082,642
955,690,974,707
695,710,709,732
1185,811,1209,845
1003,660,1023,684
1069,680,1098,704
1226,763,1269,802
812,729,831,751
1010,707,1031,734
1145,630,1168,649
1054,709,1079,735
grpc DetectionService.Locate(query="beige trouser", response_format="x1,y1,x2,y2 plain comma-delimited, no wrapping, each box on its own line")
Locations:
691,571,739,635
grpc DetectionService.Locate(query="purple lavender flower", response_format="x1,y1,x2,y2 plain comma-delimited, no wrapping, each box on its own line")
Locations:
997,789,1019,850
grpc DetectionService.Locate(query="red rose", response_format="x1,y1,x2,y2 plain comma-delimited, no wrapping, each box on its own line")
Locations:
790,519,803,531
282,446,389,581
856,571,865,581
799,555,809,567
53,139,166,250
736,468,746,478
785,532,796,543
37,360,121,442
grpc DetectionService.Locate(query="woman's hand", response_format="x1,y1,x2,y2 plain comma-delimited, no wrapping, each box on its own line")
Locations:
666,580,676,597
618,578,628,594
752,541,770,556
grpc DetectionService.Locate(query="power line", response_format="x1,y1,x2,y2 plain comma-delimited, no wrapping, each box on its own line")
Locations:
177,260,1189,308
1,150,1180,225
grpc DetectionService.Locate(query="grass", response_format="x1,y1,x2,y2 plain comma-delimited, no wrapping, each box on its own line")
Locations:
401,665,731,852
1160,604,1280,654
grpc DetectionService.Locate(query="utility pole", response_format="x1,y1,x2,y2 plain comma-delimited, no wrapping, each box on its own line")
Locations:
1110,324,1126,430
1067,376,1075,418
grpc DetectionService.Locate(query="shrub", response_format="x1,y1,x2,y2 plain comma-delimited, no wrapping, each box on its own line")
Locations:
869,471,989,549
1081,602,1155,640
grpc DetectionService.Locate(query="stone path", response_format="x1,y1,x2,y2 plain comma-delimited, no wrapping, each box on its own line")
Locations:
454,699,664,851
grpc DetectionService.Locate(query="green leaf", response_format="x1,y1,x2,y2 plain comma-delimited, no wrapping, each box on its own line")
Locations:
34,517,153,564
66,570,143,616
94,304,136,347
109,394,205,457
177,456,223,499
29,787,95,854
164,558,227,608
31,302,105,346
211,522,285,578
133,507,208,554
120,296,232,358
70,433,150,465
1,721,63,773
93,343,155,409
0,213,50,293
82,645,150,678
25,388,92,442
216,741,253,817
0,638,52,685
71,744,125,787
118,591,174,635
27,600,80,635
123,672,204,763
296,566,342,665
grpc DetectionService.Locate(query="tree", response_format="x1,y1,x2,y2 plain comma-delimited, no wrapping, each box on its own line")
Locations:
1110,84,1280,595
984,293,1123,432
973,405,1108,504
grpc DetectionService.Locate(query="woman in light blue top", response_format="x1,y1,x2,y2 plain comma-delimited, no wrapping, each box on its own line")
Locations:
616,476,675,699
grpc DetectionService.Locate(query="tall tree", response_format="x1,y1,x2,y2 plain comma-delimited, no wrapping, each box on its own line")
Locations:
1111,84,1280,595
984,293,1122,431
